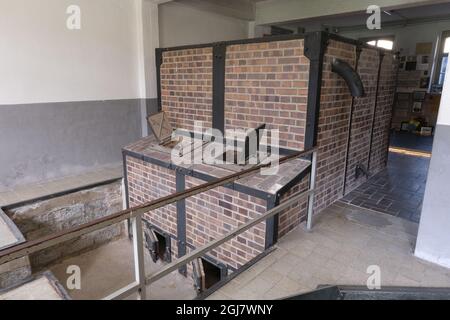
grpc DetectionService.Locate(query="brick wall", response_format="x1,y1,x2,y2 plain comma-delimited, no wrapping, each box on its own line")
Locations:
157,38,397,218
126,155,268,271
369,54,398,174
225,40,309,150
277,177,309,238
313,41,398,211
344,48,381,192
160,48,213,131
185,176,266,270
126,156,178,238
314,40,356,213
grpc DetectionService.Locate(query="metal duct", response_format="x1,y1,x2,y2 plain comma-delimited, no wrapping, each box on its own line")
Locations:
331,58,365,97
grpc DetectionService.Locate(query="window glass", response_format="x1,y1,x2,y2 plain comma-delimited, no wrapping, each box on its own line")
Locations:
439,56,448,85
366,39,393,50
443,37,450,54
377,39,394,50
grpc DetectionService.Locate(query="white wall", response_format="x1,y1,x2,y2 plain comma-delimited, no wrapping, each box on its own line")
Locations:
0,0,142,105
340,20,450,56
159,1,249,47
0,0,156,189
414,68,450,268
255,0,448,25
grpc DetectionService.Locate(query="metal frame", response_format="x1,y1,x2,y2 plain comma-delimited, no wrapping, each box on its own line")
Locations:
156,34,306,54
156,49,163,112
176,170,187,275
367,51,385,174
0,148,317,300
155,33,307,137
122,148,273,200
306,150,318,230
304,31,329,149
342,46,363,196
155,30,392,155
385,54,401,165
123,152,133,239
264,195,279,249
212,44,226,133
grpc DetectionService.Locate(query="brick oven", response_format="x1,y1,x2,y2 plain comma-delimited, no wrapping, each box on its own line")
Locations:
123,32,398,292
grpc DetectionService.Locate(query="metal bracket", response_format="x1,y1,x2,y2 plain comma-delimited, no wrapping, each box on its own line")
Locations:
212,43,226,134
176,171,187,276
304,31,329,149
155,48,163,112
355,163,369,179
264,195,280,249
367,51,385,173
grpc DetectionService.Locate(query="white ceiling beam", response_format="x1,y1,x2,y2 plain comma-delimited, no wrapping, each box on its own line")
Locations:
255,0,450,25
173,0,256,21
149,0,172,4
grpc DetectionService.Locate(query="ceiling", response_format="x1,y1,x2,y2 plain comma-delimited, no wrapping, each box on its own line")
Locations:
174,0,265,20
275,2,450,32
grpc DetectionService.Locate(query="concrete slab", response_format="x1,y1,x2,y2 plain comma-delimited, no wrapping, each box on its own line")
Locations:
50,237,197,300
0,164,122,208
0,272,69,300
0,209,22,250
0,209,31,289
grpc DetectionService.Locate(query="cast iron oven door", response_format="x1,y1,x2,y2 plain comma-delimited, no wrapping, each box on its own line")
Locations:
144,227,172,263
144,228,159,263
192,258,206,293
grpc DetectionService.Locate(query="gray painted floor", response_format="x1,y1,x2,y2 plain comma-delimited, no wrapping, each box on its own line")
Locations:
209,202,450,300
342,152,430,223
390,131,434,152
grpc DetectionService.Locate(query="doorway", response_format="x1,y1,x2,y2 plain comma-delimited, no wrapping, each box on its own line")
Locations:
342,120,433,224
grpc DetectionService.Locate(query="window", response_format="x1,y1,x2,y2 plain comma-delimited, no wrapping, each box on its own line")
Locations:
431,31,450,90
437,36,450,86
366,38,394,50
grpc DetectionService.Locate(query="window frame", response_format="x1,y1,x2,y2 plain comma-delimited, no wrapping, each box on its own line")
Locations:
360,35,395,50
432,30,450,88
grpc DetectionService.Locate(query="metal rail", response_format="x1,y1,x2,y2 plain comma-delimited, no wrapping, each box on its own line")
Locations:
0,148,318,300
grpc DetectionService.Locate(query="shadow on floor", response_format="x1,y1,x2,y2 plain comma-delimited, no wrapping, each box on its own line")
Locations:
210,202,450,300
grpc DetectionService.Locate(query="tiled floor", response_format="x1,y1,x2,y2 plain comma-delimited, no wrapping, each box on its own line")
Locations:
342,152,430,223
390,131,434,152
209,202,450,300
0,164,123,208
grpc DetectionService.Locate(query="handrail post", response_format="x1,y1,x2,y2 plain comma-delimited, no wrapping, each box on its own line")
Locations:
131,213,147,300
306,150,318,230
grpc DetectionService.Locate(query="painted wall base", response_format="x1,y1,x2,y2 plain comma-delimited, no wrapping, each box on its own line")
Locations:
0,98,157,190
